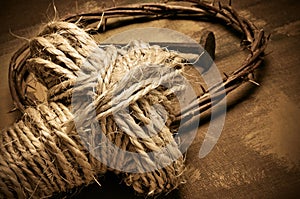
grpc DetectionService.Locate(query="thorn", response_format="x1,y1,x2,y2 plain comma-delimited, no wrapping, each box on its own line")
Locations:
25,84,36,90
8,107,18,113
248,72,255,80
241,39,251,47
249,79,260,86
96,12,105,31
200,84,206,93
112,0,116,7
218,2,222,10
264,50,273,56
223,72,229,79
75,16,83,25
267,33,271,40
103,18,107,32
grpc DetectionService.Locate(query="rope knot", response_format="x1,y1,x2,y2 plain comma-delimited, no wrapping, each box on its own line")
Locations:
2,21,195,198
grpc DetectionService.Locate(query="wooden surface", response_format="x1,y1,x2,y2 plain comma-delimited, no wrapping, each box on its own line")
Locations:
0,0,299,198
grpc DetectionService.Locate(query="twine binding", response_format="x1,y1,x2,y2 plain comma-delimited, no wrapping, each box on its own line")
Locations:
2,21,192,198
1,102,107,198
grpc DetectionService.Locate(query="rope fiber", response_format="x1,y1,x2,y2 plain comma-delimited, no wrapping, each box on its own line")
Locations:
1,21,194,198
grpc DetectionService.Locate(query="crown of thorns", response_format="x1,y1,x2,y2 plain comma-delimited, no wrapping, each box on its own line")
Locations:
9,0,269,113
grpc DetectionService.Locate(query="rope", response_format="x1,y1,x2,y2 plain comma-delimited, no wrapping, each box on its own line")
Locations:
1,102,107,198
1,21,192,198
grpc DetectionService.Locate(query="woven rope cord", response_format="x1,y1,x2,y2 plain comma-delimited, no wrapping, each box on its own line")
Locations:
4,0,269,198
1,102,107,198
2,20,194,198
